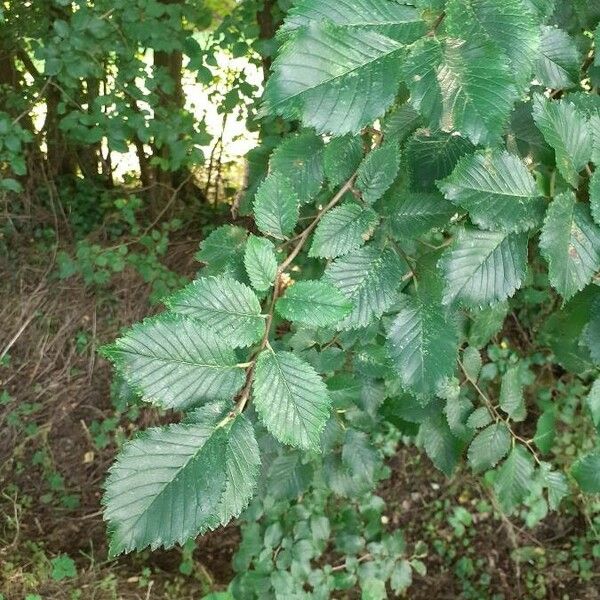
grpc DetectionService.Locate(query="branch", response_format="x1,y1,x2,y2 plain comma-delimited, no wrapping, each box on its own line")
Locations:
234,277,281,416
459,360,542,466
226,170,362,420
278,174,357,274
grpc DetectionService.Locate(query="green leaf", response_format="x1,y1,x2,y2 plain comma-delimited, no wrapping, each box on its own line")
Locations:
541,287,597,373
439,228,528,307
583,297,600,364
195,225,247,272
339,429,380,495
309,201,379,259
534,409,556,454
276,280,353,327
571,452,600,493
539,191,600,301
167,276,265,348
494,446,535,512
323,136,364,188
280,0,426,43
499,364,527,421
385,190,456,239
186,405,261,524
104,316,245,410
262,23,405,136
390,560,413,594
586,379,600,432
387,294,458,398
253,350,331,451
445,0,540,90
438,150,545,233
523,0,555,19
244,235,277,292
383,102,423,143
105,414,236,554
404,37,517,146
540,463,569,510
532,95,592,187
267,453,313,500
253,172,300,240
269,133,324,202
467,423,511,472
419,413,464,476
467,302,509,348
590,169,600,227
406,130,474,193
50,555,77,581
534,26,580,90
466,407,493,429
462,346,482,382
326,245,408,329
356,143,401,205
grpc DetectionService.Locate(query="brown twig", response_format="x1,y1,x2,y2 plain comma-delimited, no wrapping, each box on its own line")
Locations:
278,174,357,274
459,360,542,466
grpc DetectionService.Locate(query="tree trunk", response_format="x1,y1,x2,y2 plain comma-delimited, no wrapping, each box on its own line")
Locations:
257,0,277,79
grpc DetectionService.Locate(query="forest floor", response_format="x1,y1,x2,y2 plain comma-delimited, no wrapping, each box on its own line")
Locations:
1,228,599,600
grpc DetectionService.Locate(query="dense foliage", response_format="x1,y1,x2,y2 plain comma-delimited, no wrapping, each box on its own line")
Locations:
4,0,600,598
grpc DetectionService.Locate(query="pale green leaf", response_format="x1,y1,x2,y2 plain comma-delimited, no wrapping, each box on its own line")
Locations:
104,316,245,410
167,276,265,347
462,346,482,382
276,280,353,327
253,350,331,451
438,150,545,233
326,245,409,329
253,172,299,239
244,235,277,292
532,95,592,187
404,37,517,146
534,26,580,90
269,133,324,203
262,23,405,136
467,423,511,472
539,191,600,301
356,143,401,205
309,201,379,259
439,228,528,307
499,365,527,421
540,462,569,510
466,407,493,429
494,446,535,512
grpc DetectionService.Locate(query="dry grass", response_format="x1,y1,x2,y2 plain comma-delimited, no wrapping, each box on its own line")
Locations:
0,237,236,599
